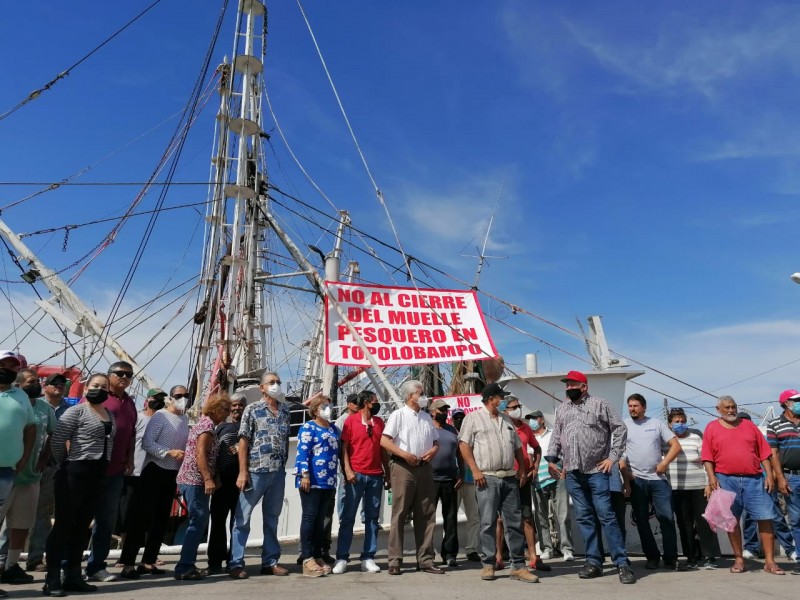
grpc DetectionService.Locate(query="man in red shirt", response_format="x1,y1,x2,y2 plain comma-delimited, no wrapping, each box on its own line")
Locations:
498,395,550,571
332,390,389,574
701,395,784,576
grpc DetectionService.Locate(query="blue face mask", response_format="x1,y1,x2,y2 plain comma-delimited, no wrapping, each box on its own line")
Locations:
529,419,541,431
791,403,800,417
671,423,688,435
498,399,508,412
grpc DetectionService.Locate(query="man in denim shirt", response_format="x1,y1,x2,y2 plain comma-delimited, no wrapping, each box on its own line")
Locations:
227,371,291,579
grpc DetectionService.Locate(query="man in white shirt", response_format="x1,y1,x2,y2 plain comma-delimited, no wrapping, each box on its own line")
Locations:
381,380,441,575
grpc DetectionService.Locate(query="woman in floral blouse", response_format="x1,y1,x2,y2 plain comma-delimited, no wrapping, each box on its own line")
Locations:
174,394,231,580
294,395,339,577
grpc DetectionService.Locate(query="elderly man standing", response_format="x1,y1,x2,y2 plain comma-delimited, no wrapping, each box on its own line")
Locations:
228,372,291,579
458,383,539,583
769,390,800,575
380,380,442,575
702,395,784,575
624,393,681,570
546,370,635,584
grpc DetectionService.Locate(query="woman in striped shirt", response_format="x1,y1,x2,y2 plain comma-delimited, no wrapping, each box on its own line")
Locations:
666,408,721,570
44,373,116,597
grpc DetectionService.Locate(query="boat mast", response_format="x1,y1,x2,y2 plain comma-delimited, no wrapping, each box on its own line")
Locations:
0,218,158,390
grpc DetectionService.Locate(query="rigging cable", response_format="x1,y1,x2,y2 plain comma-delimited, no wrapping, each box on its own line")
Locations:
0,0,164,123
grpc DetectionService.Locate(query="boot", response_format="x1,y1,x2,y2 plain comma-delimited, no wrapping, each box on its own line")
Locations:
62,567,97,593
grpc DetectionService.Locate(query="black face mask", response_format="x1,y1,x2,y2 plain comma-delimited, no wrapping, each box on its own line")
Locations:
86,389,109,405
369,403,381,416
22,383,42,399
566,388,584,402
434,412,448,425
148,398,166,410
452,417,464,431
0,368,17,385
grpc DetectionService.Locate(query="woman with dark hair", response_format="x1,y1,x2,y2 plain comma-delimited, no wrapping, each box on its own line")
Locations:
173,394,231,580
295,395,339,577
44,373,116,597
666,408,720,569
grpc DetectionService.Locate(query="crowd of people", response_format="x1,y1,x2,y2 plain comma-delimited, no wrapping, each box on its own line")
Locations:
0,350,798,595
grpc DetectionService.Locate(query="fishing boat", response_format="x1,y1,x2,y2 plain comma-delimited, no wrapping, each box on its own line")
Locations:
0,0,645,549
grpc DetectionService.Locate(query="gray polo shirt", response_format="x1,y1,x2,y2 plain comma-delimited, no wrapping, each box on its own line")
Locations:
458,406,520,473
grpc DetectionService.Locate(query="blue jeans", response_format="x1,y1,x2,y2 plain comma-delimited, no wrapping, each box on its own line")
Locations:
716,473,773,521
175,484,211,575
630,478,679,561
299,488,334,559
85,473,124,576
785,473,800,552
475,475,526,570
229,471,286,568
566,471,628,567
336,473,383,560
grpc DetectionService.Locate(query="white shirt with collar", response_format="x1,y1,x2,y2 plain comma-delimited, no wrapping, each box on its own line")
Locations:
383,404,439,456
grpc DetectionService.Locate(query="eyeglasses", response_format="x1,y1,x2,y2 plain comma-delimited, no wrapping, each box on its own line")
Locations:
172,393,190,399
110,371,133,379
265,380,281,385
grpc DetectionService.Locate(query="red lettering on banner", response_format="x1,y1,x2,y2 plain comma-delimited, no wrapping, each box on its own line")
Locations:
388,310,406,325
370,292,392,306
347,307,384,324
337,288,366,304
338,325,350,340
450,327,478,342
456,396,471,407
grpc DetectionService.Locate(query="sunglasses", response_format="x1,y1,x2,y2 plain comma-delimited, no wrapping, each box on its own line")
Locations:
172,393,190,399
110,371,133,378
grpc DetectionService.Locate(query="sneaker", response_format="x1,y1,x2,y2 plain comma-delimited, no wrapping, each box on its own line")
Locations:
539,549,552,561
332,560,347,574
562,549,574,561
790,551,798,563
509,568,539,583
618,564,636,584
361,559,380,573
685,561,699,570
480,565,496,581
0,564,34,584
792,566,800,575
644,558,660,570
742,549,756,560
702,558,718,570
446,558,457,568
85,569,118,582
578,563,603,579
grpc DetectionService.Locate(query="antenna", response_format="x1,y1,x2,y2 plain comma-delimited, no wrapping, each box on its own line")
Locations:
461,182,508,290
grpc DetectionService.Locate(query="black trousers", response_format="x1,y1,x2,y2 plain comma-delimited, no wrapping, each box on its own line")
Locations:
46,460,106,578
434,479,460,560
672,489,721,561
207,469,240,567
119,462,178,565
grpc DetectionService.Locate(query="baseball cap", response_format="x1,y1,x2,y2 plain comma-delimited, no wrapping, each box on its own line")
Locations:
0,350,21,366
146,388,167,398
481,382,511,401
429,399,450,412
525,409,544,419
560,370,588,384
779,389,800,405
737,411,752,421
451,408,465,416
45,373,68,386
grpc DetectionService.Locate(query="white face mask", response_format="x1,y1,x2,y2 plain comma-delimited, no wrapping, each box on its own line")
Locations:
417,395,429,410
319,404,332,421
172,398,186,413
265,382,282,399
507,408,522,420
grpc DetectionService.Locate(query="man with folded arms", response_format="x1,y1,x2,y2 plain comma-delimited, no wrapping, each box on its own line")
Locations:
458,383,539,583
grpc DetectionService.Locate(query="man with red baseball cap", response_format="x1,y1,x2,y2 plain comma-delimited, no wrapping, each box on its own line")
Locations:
767,389,800,574
545,370,635,584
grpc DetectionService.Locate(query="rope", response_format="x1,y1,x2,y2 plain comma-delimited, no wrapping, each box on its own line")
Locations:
0,0,164,123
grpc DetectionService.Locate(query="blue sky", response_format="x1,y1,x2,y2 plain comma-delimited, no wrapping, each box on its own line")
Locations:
2,1,799,422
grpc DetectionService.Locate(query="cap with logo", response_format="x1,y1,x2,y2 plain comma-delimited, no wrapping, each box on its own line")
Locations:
779,389,800,405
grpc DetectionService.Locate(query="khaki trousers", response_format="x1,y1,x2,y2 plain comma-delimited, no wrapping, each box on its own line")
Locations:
388,460,436,568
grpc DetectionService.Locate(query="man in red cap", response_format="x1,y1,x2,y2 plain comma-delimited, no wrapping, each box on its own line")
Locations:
545,370,635,584
767,390,800,574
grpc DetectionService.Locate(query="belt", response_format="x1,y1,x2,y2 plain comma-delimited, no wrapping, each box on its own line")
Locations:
483,469,516,479
784,468,800,476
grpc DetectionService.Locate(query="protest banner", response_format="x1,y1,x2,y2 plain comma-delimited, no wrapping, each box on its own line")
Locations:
325,281,497,367
432,394,483,417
